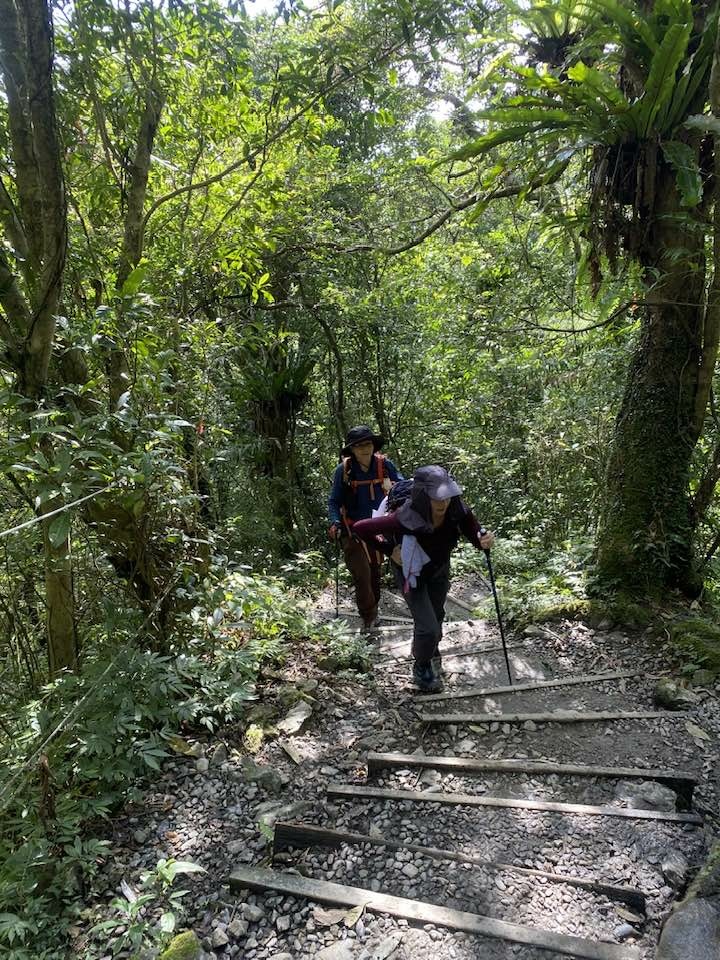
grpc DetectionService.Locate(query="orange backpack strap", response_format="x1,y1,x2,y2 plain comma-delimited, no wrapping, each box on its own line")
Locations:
342,456,354,490
343,453,388,498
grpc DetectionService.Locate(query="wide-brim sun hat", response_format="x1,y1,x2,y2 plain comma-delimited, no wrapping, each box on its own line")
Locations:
341,424,385,456
413,465,463,500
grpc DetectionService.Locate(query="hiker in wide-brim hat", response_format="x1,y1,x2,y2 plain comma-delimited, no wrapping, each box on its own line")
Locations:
340,425,385,457
329,425,402,630
352,465,494,693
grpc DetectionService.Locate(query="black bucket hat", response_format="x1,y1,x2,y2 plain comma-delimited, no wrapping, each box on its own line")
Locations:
341,424,385,457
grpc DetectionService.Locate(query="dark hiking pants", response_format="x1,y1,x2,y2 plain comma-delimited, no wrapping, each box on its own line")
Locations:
342,535,381,625
397,561,450,663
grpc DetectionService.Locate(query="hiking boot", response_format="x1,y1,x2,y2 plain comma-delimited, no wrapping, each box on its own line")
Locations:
431,653,443,679
362,615,380,635
412,660,442,694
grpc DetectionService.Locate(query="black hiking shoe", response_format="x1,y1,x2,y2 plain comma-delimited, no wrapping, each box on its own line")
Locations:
362,616,380,639
413,660,442,694
431,654,443,679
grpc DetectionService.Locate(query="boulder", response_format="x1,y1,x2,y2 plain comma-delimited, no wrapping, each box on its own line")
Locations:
255,798,312,828
615,779,677,812
317,941,358,960
159,932,203,960
662,849,690,889
692,669,716,687
210,926,229,949
653,678,698,710
657,898,720,960
241,758,283,794
210,743,228,766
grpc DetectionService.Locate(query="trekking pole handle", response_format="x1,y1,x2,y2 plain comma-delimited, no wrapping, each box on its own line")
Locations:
479,526,491,556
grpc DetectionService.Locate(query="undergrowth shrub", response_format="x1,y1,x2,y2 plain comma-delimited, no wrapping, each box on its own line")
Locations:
0,562,358,959
455,535,592,625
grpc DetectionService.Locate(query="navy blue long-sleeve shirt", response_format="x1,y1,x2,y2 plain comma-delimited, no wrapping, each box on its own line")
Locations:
328,454,402,526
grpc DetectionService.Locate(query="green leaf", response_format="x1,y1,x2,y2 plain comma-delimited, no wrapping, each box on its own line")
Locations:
47,512,71,548
167,860,207,877
566,63,629,111
436,121,574,166
661,140,702,207
636,22,691,137
119,264,148,298
476,106,576,125
159,912,176,933
584,0,659,55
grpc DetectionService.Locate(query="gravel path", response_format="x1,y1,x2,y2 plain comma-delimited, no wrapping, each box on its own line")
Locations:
82,581,720,960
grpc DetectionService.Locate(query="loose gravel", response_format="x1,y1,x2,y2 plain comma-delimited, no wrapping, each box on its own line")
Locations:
80,580,720,960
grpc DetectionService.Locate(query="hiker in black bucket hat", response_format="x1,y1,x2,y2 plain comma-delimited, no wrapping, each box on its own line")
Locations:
328,426,403,629
352,465,494,692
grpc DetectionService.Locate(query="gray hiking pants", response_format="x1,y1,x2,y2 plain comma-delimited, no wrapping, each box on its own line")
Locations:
396,561,450,664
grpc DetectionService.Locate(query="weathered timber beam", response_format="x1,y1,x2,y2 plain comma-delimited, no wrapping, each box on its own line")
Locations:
228,865,643,960
334,612,414,624
420,709,677,725
445,593,479,613
366,753,697,810
416,670,641,702
326,783,702,824
272,820,646,912
383,640,536,664
375,621,470,644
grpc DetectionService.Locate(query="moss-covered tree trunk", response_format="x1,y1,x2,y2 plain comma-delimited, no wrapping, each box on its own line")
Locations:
596,164,709,597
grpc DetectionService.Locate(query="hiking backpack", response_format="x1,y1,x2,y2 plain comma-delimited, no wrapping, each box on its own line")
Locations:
385,478,413,513
342,452,392,503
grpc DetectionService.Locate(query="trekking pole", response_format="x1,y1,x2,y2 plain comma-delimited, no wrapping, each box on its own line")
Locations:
334,537,340,619
480,529,512,685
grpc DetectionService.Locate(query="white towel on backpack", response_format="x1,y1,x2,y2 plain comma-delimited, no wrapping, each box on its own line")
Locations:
401,535,430,591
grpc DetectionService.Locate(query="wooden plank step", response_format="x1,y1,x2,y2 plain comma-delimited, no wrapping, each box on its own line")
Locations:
378,620,473,650
335,611,414,624
382,640,535,664
228,865,642,960
420,709,679,726
272,820,646,912
326,783,702,824
416,670,640,703
366,753,697,810
446,593,480,613
358,620,471,639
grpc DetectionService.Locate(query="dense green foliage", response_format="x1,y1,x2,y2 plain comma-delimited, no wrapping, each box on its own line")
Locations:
1,0,720,955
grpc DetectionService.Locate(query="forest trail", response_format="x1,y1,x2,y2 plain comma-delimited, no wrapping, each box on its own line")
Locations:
95,585,719,959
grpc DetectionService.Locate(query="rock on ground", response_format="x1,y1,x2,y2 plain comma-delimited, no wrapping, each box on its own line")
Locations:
657,898,720,960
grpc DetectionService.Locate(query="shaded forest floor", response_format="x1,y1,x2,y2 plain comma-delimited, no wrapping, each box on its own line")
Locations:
75,579,720,959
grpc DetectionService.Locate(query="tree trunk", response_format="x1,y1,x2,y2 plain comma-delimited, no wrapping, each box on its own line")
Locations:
108,83,164,409
596,164,707,597
0,0,77,671
40,438,78,674
43,513,78,676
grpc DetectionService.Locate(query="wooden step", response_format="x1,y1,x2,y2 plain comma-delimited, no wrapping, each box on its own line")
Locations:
378,620,476,650
335,611,413,624
420,708,678,726
416,670,640,703
366,752,697,809
228,865,642,960
326,783,702,824
381,639,536,664
272,820,647,912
